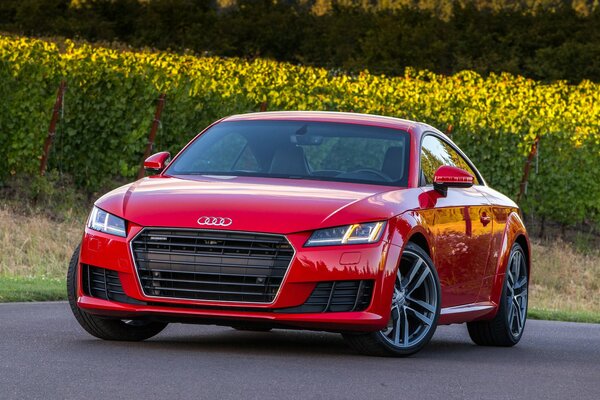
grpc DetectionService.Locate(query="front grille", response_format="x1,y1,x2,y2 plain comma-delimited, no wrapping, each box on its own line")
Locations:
81,264,143,304
131,228,295,303
276,280,374,313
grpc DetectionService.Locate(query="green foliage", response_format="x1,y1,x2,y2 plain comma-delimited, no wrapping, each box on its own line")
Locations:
0,171,90,222
0,35,599,228
0,1,600,82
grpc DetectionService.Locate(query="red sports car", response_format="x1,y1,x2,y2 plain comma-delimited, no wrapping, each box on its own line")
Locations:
68,111,530,356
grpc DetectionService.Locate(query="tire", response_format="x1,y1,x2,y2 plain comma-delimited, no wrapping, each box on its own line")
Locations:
67,244,168,341
343,242,441,357
467,242,528,347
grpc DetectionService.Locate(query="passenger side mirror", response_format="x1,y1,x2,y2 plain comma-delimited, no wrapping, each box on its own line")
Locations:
433,165,474,196
144,151,171,174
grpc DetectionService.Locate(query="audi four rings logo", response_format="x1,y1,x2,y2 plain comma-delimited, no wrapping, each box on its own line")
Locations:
197,216,233,227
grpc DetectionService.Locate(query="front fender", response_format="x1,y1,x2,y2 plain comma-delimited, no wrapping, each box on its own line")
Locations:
388,210,434,253
371,211,435,321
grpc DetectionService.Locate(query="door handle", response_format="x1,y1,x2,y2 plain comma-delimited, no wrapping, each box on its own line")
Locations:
480,213,491,226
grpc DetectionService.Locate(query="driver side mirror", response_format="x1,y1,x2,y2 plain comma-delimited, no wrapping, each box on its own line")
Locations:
433,165,474,196
144,151,171,174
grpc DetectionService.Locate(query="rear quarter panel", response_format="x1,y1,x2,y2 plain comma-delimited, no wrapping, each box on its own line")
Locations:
477,186,530,309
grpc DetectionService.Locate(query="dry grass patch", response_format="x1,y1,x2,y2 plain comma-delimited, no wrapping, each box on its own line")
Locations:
530,240,600,315
0,207,82,278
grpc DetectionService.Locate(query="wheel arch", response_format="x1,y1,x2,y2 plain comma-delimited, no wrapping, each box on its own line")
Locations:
376,212,435,321
514,233,531,277
498,211,530,276
406,231,431,256
489,210,530,308
388,211,434,258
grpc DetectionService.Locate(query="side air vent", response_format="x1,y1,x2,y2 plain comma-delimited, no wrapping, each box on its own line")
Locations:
81,264,144,305
276,280,374,313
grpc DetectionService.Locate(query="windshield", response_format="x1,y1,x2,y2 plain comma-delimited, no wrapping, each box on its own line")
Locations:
166,120,410,186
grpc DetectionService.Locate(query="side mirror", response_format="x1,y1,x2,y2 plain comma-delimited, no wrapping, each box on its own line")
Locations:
143,151,171,174
433,165,474,196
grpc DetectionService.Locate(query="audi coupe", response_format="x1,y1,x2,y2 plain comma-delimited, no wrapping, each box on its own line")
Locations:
68,111,530,356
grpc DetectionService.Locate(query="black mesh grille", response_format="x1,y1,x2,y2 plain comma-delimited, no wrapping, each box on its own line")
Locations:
81,264,143,304
276,280,374,313
131,229,294,303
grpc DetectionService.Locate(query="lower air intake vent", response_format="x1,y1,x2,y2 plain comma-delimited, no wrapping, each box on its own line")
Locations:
277,280,374,313
81,264,143,305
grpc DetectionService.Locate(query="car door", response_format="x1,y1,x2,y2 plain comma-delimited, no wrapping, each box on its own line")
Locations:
419,134,493,307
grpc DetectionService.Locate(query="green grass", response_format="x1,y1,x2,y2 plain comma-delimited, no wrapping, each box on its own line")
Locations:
0,276,66,302
528,307,600,324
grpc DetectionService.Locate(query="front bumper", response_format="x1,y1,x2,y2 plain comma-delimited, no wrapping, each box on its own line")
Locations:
77,223,400,332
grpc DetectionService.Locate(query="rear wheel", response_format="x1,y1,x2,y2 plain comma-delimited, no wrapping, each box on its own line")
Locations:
343,242,441,356
467,242,528,346
67,245,168,341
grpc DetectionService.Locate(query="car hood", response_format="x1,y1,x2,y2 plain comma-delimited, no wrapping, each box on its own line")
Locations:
95,175,420,234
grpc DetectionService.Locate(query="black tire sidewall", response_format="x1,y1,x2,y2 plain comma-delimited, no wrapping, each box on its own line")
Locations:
500,242,528,344
66,244,84,320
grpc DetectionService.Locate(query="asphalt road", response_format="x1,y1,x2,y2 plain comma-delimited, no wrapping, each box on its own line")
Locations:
0,302,598,400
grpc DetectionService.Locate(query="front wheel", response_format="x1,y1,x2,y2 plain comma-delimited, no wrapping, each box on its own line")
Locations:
67,245,168,341
343,242,441,356
467,242,528,346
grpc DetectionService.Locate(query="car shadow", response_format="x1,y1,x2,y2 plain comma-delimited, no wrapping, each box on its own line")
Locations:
145,329,356,357
81,326,498,360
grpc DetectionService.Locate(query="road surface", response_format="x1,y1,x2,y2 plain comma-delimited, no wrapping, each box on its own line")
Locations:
0,302,598,399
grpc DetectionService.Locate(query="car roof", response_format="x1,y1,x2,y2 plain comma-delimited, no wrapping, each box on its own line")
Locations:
223,111,433,134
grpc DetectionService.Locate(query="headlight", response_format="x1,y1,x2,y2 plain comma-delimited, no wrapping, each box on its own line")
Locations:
87,206,127,237
305,221,386,247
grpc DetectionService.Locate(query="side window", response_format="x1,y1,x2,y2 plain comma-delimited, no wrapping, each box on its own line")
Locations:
420,135,479,185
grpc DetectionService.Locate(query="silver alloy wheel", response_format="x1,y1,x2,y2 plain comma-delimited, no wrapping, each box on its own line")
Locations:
379,250,438,348
506,248,528,337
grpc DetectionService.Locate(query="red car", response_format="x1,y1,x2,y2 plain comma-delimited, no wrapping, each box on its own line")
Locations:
67,111,530,356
